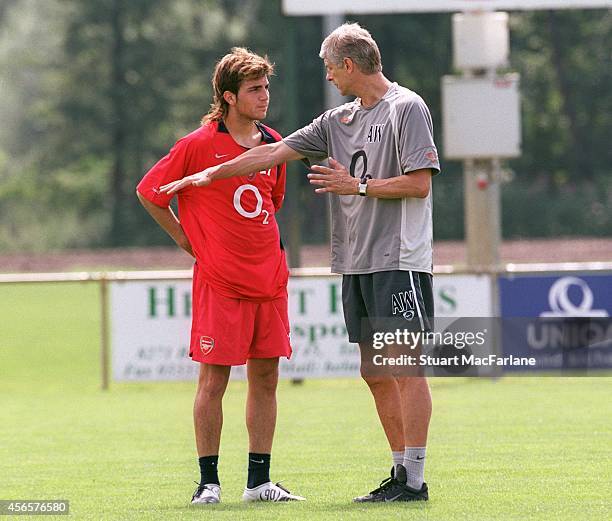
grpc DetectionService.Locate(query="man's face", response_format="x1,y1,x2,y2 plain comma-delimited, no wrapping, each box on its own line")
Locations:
232,76,270,121
324,58,350,96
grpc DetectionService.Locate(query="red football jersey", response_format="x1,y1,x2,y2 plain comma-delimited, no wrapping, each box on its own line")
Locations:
137,120,288,301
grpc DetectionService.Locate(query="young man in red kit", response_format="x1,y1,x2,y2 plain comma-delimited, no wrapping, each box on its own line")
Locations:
136,47,305,505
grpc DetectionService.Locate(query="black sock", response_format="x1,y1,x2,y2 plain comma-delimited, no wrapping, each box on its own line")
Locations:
247,453,271,489
198,455,220,485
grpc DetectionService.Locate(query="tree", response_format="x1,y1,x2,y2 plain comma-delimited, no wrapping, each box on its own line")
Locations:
0,1,610,252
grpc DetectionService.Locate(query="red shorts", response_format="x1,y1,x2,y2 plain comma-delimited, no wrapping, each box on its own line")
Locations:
189,282,292,366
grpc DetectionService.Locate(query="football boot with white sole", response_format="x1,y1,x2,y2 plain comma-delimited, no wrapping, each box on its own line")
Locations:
242,481,305,502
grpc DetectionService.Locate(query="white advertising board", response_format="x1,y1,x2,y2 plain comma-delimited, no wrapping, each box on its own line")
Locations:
110,280,196,382
110,274,492,382
433,274,492,317
283,0,612,15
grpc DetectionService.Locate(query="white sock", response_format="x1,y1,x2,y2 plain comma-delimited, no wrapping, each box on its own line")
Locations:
403,447,426,489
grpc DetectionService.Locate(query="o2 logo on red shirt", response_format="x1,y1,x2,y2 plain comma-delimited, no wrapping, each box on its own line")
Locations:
233,184,270,225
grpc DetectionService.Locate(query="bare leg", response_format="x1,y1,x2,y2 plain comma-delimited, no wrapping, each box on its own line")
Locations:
194,363,231,456
360,342,405,452
396,376,431,447
246,357,279,453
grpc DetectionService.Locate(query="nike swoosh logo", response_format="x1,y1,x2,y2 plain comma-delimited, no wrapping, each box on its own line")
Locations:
250,459,265,464
385,493,403,502
215,153,230,159
416,456,425,460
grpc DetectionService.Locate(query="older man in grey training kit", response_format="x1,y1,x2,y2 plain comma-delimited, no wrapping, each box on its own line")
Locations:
161,23,441,502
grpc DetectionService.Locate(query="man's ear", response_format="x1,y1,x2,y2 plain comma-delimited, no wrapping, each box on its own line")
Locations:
343,57,355,73
223,91,236,106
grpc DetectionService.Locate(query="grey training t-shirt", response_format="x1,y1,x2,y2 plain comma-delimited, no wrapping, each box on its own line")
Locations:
284,82,441,275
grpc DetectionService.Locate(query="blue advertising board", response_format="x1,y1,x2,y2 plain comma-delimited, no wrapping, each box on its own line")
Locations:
499,273,612,371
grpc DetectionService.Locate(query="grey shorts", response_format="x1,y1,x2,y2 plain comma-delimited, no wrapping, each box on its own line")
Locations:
342,270,434,344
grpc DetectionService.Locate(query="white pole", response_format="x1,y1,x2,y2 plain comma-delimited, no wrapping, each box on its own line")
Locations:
463,158,502,271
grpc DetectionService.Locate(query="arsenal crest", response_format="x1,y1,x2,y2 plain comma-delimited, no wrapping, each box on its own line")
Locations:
200,336,215,355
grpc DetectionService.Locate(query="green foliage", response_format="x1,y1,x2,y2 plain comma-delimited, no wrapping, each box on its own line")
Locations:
432,165,465,241
0,1,610,252
501,177,612,238
510,9,612,183
431,171,612,240
0,156,109,251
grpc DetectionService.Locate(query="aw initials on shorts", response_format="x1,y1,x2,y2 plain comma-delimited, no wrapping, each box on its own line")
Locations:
391,290,416,318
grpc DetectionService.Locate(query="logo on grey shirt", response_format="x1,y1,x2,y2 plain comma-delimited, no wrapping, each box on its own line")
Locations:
367,124,385,143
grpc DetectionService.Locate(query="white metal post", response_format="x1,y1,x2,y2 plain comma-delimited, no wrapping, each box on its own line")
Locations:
100,275,110,391
463,158,502,270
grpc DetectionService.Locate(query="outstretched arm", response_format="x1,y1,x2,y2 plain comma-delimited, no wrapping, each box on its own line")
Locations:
159,141,303,195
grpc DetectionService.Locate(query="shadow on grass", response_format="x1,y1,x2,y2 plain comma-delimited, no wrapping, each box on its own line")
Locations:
157,500,432,515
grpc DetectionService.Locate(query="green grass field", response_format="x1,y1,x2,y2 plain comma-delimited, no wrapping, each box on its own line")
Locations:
1,282,610,520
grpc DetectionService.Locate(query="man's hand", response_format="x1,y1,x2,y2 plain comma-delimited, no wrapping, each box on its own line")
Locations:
307,157,359,195
159,165,220,194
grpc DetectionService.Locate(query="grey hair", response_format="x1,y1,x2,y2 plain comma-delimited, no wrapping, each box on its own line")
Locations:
319,22,382,74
